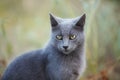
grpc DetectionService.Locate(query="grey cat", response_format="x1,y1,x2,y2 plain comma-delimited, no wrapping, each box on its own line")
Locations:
1,13,86,80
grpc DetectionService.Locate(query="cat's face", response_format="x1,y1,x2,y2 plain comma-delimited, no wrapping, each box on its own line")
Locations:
50,14,86,54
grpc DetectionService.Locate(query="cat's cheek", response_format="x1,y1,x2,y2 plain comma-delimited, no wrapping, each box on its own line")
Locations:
69,44,76,51
58,45,62,52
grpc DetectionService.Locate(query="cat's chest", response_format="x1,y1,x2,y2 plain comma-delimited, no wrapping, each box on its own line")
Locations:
47,54,81,80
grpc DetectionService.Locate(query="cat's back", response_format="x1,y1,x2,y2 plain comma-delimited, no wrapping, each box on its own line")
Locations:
2,49,47,80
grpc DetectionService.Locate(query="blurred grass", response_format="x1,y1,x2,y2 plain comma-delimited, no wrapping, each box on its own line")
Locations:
0,0,120,80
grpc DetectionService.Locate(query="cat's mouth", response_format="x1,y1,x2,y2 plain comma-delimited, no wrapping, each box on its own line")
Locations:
62,49,71,54
59,47,72,54
64,49,68,52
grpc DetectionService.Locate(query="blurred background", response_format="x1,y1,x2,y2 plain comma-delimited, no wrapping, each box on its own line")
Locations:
0,0,120,80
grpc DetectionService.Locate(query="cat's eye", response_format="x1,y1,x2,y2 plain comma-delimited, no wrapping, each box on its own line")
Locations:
56,35,63,40
69,35,76,40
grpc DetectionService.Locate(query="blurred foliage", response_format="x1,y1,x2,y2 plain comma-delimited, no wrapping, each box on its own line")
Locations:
0,0,120,80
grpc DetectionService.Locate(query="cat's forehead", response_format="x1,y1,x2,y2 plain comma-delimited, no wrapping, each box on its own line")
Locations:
58,21,76,35
59,19,75,32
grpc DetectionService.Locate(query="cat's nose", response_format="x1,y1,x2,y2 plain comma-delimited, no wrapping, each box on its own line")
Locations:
63,46,68,50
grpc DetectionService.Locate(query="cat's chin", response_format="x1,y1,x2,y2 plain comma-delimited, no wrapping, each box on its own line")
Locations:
62,50,72,55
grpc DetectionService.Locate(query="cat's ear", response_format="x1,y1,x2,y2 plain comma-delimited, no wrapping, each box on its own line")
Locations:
49,13,58,27
74,14,86,30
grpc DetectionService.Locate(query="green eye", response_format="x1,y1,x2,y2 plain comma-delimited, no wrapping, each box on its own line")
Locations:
56,35,63,40
69,35,76,40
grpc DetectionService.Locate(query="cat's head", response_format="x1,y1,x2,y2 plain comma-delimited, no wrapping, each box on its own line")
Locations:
49,13,86,55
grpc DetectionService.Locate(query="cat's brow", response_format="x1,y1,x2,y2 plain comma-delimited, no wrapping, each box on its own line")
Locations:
60,24,73,35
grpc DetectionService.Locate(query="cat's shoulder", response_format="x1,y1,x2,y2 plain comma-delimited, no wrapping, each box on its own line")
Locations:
8,49,45,66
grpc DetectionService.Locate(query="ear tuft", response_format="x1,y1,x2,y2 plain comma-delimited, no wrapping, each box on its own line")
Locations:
49,13,58,27
75,14,86,30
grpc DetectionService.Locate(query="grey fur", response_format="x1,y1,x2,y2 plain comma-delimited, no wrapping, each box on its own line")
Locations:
1,13,86,80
